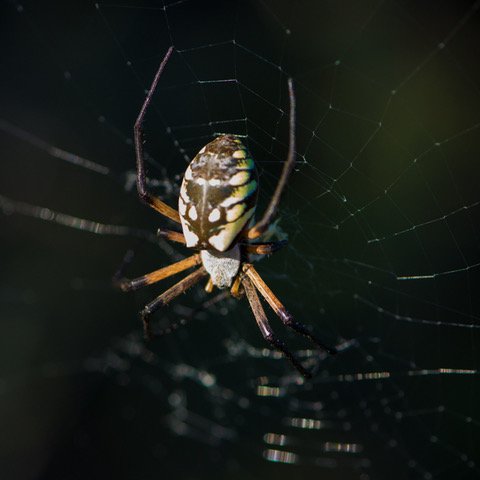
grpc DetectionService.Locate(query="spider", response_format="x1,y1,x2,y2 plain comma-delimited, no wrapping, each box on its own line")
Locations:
118,46,336,378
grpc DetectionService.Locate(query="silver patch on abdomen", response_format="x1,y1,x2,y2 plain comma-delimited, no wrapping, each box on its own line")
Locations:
200,245,241,289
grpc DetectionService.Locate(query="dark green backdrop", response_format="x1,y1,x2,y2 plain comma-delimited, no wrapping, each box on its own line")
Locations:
1,1,479,479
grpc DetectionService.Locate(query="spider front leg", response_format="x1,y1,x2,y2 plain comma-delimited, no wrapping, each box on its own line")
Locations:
134,45,181,224
242,276,312,378
141,266,207,339
243,264,337,355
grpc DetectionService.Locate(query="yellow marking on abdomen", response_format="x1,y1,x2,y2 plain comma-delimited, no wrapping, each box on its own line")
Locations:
226,203,246,222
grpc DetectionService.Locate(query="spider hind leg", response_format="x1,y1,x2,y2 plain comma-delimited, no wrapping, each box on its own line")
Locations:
242,276,312,379
244,264,337,355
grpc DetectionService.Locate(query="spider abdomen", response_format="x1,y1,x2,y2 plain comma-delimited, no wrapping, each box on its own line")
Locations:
179,135,258,252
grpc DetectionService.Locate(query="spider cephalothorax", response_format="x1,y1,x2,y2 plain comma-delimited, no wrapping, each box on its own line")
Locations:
118,46,336,378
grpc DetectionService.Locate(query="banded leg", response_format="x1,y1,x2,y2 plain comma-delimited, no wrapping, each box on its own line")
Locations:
117,254,201,292
141,266,207,339
247,79,296,240
242,276,312,378
134,46,181,224
243,264,336,355
244,240,288,255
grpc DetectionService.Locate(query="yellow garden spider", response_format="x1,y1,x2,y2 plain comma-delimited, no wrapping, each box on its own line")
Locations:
118,46,336,378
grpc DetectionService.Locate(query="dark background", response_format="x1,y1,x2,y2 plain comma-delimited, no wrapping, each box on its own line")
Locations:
1,1,479,479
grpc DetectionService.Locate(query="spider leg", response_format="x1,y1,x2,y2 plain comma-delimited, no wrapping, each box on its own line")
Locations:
116,253,201,292
242,276,312,379
134,45,181,224
243,240,288,255
157,228,186,244
246,79,296,240
243,264,337,355
112,249,136,287
0,195,158,243
230,275,243,298
141,266,207,339
205,278,214,293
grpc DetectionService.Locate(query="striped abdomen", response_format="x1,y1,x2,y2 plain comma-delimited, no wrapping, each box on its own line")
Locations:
179,135,258,252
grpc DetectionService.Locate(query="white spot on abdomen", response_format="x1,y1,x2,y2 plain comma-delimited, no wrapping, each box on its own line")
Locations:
188,205,198,220
184,166,193,180
229,171,250,186
208,208,221,222
179,198,187,215
181,219,199,247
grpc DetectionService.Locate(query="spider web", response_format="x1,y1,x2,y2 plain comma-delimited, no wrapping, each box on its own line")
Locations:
1,1,479,479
